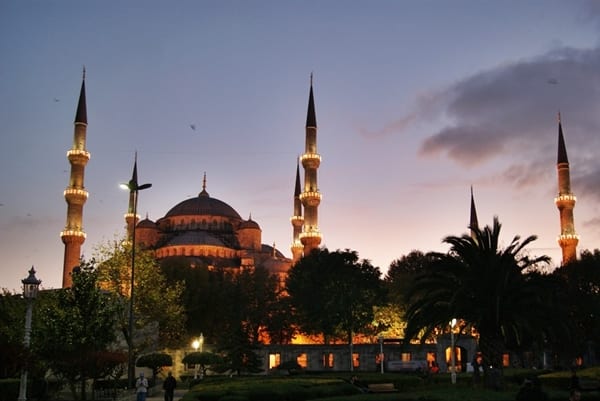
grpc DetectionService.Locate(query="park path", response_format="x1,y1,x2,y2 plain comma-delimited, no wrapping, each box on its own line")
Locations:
146,387,189,401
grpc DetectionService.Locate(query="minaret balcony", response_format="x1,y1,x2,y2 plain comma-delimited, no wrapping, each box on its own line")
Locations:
290,215,304,225
554,194,576,203
67,149,91,163
301,153,321,168
60,229,87,239
124,212,139,221
558,233,580,242
299,229,322,240
291,240,304,250
299,191,322,206
64,188,89,202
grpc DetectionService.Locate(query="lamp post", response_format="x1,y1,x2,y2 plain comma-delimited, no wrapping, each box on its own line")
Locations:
121,156,152,389
191,339,200,379
378,335,384,374
450,318,457,384
18,267,41,401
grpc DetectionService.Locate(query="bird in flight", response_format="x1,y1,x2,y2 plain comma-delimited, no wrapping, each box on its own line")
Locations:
190,124,196,131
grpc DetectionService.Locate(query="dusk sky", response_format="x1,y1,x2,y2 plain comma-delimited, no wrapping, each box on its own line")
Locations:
2,1,600,290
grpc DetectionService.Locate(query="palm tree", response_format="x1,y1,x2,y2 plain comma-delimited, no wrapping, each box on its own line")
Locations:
404,217,562,377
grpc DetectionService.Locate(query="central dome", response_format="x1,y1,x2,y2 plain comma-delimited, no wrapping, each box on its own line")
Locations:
164,189,241,220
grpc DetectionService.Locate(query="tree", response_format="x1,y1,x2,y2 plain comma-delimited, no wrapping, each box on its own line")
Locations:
286,248,385,344
36,260,125,401
386,250,436,306
136,352,172,383
94,239,186,351
404,217,562,381
554,249,600,365
181,351,223,378
0,289,27,378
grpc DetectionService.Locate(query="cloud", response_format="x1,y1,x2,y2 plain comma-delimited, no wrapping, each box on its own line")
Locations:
420,47,600,164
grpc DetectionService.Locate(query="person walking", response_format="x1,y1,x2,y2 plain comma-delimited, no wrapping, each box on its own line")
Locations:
163,372,177,401
135,372,149,401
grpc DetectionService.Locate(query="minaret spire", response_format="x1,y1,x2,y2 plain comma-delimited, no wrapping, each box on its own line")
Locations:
290,157,304,263
469,186,479,240
299,75,322,255
555,113,578,265
199,172,209,196
61,72,91,287
124,152,139,240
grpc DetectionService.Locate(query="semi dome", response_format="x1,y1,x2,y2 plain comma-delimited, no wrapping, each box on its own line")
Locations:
165,190,241,220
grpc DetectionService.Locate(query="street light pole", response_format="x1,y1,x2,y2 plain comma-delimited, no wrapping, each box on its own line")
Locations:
378,335,384,374
122,156,151,389
191,339,200,379
450,318,457,384
18,267,41,401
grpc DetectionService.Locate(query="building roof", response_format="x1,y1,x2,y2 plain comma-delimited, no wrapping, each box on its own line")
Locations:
164,191,242,220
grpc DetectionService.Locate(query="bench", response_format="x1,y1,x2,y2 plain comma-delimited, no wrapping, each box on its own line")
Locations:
367,383,398,393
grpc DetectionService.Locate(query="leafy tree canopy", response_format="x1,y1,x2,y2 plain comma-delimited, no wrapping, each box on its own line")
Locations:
286,248,385,343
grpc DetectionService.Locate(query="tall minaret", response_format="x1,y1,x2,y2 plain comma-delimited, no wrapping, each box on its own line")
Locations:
299,75,322,255
555,113,578,265
60,70,90,288
469,186,479,240
290,159,304,264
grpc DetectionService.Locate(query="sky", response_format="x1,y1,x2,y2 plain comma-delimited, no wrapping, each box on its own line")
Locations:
2,1,600,291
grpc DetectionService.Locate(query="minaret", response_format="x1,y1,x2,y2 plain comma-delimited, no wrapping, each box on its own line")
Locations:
469,186,479,240
290,159,304,264
124,153,140,241
555,113,578,264
60,70,90,288
299,75,322,255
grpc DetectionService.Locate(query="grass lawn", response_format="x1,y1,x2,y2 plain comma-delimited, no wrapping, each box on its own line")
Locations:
181,369,600,401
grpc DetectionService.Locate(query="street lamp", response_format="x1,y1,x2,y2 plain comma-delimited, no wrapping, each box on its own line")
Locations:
191,334,204,379
378,335,384,374
450,318,457,384
191,339,200,379
18,267,41,401
121,155,152,389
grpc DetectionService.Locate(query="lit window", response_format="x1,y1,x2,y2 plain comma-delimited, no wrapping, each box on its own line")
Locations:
269,353,281,369
353,353,360,368
297,353,308,368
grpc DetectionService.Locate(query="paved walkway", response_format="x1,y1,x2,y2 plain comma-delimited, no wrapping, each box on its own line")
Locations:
146,387,189,401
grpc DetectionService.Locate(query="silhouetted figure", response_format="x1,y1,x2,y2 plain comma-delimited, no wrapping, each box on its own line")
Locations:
163,371,176,401
570,368,580,391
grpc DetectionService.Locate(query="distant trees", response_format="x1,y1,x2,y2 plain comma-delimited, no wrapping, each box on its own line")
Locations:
404,217,565,379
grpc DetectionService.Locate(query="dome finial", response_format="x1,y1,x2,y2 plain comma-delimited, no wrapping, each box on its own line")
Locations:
199,172,209,197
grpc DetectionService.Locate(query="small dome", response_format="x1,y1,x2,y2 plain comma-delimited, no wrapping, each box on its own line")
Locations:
137,218,158,229
240,219,260,230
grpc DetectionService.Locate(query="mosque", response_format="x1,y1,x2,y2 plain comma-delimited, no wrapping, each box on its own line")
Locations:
60,72,577,290
60,73,323,288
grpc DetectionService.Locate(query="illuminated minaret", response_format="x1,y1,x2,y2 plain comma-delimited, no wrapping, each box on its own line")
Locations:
60,70,90,288
555,113,578,265
299,75,322,255
290,159,304,264
469,186,479,240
